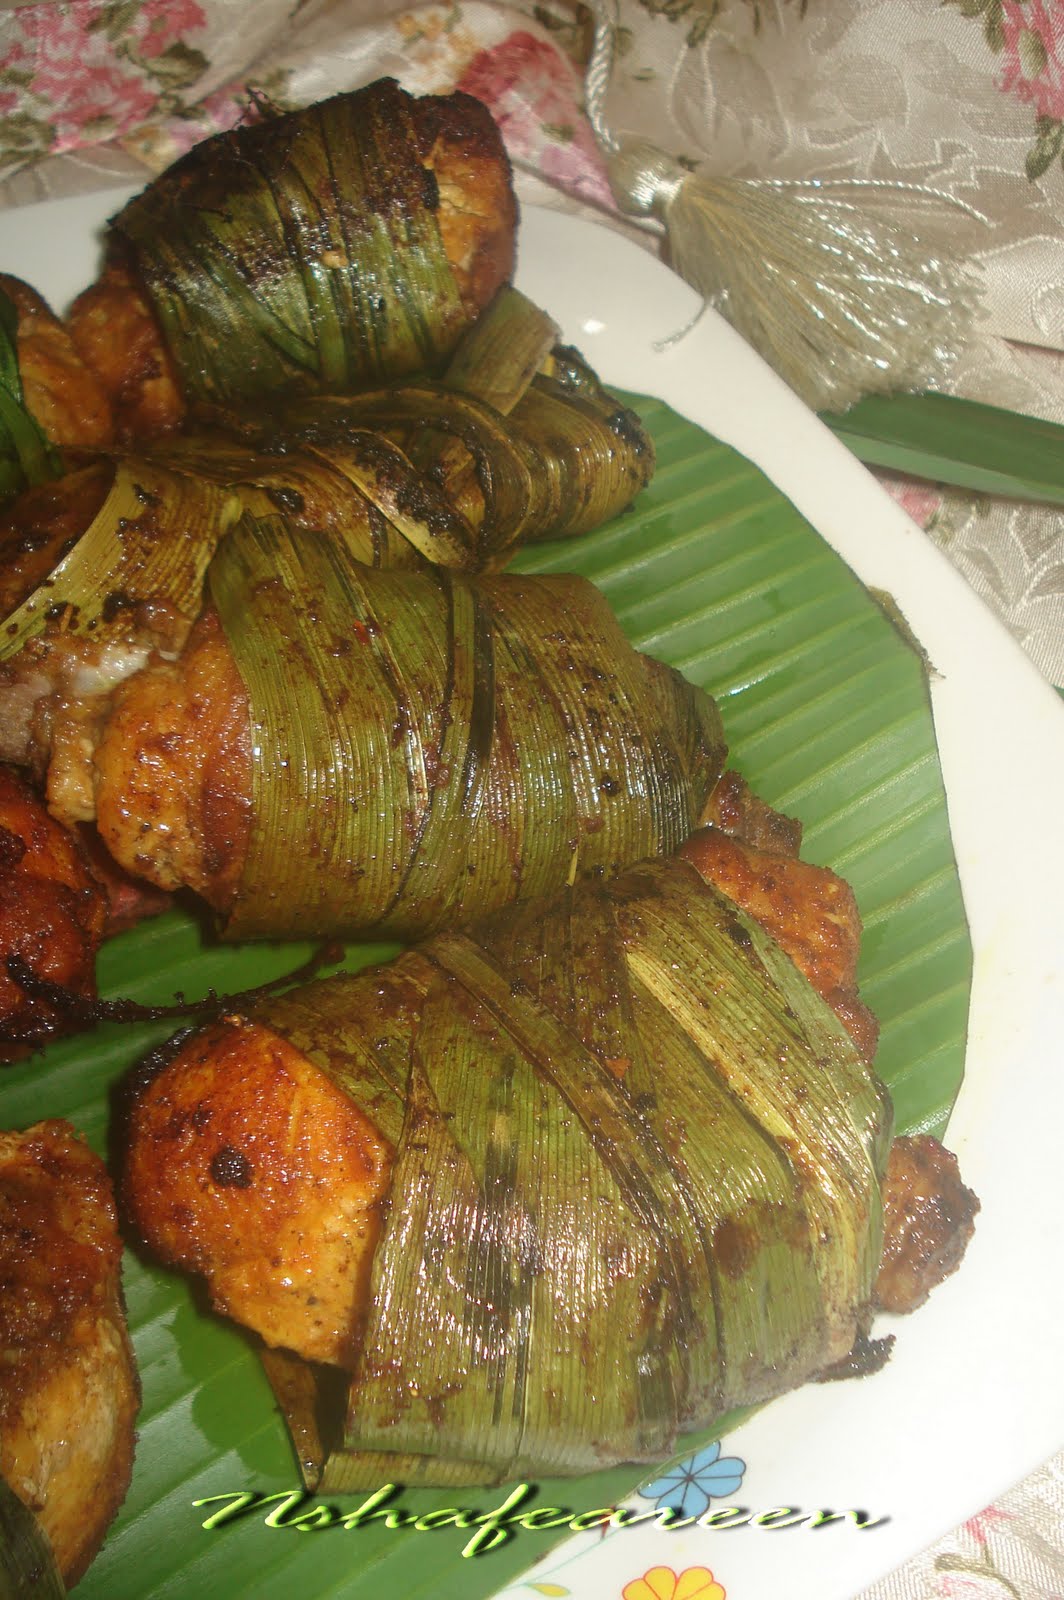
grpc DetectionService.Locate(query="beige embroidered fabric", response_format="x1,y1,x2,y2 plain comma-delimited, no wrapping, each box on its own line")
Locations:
0,2,1062,1594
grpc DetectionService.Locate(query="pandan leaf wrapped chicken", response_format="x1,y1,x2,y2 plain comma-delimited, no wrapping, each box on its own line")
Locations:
66,80,519,437
64,512,724,939
0,286,653,794
124,830,977,1487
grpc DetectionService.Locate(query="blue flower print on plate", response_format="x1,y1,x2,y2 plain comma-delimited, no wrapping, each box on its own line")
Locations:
638,1440,747,1519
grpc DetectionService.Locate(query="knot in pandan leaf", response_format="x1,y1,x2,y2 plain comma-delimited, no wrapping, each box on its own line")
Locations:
607,139,689,224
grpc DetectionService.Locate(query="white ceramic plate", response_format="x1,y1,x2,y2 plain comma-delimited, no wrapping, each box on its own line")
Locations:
2,191,1063,1600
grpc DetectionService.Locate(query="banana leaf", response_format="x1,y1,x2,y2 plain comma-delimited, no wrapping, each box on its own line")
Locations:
209,513,725,939
240,855,891,1487
113,81,509,407
0,286,61,510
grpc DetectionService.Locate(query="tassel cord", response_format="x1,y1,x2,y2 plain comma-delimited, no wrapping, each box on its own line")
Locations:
579,0,983,409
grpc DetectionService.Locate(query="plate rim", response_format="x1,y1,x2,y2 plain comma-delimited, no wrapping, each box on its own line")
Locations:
1,187,1062,1600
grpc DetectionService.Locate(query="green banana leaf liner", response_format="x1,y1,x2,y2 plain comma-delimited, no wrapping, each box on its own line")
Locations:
250,854,891,1490
0,1473,64,1599
0,457,240,665
208,513,725,940
112,81,501,407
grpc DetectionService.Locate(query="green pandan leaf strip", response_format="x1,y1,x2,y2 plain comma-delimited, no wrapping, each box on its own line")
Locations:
209,512,725,941
0,457,240,663
441,286,559,414
823,389,1064,506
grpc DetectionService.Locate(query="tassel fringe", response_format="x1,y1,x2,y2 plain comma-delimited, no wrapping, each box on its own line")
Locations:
606,139,981,415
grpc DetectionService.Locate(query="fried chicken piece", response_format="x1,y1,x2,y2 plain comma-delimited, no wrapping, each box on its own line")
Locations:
0,765,106,1059
89,606,250,908
679,822,879,1060
0,1120,138,1586
874,1133,979,1313
0,462,111,620
76,823,172,933
66,252,186,443
418,91,517,316
1,274,114,451
124,1018,394,1368
701,767,803,856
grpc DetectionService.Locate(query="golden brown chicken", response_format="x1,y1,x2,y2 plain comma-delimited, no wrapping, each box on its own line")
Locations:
0,1119,138,1586
65,253,185,443
0,765,172,1056
875,1133,979,1313
78,606,250,907
124,1019,392,1367
1,274,114,452
0,764,107,1058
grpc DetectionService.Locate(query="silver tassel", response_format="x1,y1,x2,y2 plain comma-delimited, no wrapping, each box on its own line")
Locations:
585,8,983,414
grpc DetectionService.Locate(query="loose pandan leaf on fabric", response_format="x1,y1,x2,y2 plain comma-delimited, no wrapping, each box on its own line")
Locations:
823,390,1064,506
